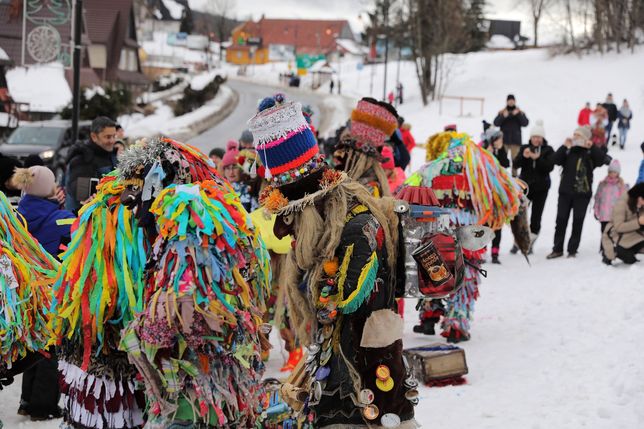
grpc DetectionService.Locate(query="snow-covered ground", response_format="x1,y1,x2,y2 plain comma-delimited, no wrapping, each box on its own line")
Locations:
1,48,643,428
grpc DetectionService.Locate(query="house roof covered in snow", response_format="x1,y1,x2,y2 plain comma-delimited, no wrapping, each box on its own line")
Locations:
6,63,72,113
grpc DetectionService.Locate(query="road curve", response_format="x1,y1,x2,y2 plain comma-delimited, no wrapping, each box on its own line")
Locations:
188,79,323,153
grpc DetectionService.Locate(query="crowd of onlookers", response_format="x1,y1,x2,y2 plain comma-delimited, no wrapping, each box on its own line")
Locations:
483,93,643,266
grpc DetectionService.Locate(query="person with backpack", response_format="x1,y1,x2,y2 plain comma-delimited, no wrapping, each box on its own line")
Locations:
511,120,555,254
594,160,629,256
482,127,510,263
547,125,610,259
601,182,644,265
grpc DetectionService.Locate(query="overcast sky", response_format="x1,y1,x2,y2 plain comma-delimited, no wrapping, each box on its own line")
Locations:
187,0,569,42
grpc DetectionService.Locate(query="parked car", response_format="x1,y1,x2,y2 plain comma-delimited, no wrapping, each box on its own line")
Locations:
0,120,91,183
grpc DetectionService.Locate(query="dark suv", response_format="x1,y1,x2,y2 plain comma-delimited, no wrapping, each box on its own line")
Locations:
0,120,91,182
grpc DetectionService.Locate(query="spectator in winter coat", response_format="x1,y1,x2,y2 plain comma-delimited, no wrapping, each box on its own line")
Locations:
390,118,411,170
547,125,609,259
616,99,632,149
512,120,555,253
13,165,75,421
602,93,618,143
601,183,644,265
221,140,258,213
593,103,609,127
577,102,593,126
594,159,629,254
493,94,529,176
591,120,607,152
64,116,118,213
208,147,225,167
400,122,416,153
482,127,510,263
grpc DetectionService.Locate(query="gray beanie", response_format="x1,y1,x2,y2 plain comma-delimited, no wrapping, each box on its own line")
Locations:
240,129,254,145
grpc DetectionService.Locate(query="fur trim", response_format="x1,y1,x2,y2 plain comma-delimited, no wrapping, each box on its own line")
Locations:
351,108,398,136
11,167,33,190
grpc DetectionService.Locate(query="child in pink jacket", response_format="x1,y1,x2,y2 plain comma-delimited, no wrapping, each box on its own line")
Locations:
594,159,628,241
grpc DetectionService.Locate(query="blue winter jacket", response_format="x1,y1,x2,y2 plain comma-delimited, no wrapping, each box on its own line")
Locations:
638,160,644,184
18,194,76,257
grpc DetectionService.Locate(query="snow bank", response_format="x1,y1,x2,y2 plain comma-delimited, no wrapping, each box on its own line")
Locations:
0,46,9,61
189,69,224,91
486,34,515,50
5,62,72,113
125,85,235,140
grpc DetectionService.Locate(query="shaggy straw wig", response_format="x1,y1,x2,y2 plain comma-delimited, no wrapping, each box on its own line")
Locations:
282,180,399,345
343,148,392,197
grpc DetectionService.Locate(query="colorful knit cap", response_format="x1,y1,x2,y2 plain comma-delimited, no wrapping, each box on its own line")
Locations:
247,100,323,186
350,98,398,148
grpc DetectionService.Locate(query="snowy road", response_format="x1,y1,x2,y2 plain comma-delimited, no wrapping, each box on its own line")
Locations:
187,78,323,153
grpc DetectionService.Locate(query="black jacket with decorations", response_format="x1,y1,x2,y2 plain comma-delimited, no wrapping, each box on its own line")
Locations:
311,205,415,427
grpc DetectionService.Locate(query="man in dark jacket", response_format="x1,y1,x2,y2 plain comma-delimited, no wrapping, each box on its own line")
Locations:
547,125,609,259
602,93,618,143
493,94,529,176
512,120,555,253
65,116,118,212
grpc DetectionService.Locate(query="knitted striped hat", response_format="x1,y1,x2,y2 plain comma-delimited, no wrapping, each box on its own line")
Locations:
350,98,398,148
248,100,323,187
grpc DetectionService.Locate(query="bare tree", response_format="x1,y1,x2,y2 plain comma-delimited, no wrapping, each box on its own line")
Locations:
524,0,555,47
204,0,236,61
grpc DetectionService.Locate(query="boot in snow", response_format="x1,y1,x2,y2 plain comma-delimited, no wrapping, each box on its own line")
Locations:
413,317,439,335
510,244,519,254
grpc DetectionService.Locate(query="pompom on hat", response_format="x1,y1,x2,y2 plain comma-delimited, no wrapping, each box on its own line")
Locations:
349,97,398,148
13,166,56,198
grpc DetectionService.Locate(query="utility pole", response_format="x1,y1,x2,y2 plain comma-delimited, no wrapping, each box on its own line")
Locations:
71,0,83,144
382,0,390,101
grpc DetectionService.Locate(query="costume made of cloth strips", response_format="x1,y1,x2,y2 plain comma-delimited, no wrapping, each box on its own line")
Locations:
49,172,148,429
114,138,271,429
404,131,523,343
248,100,419,429
0,191,59,428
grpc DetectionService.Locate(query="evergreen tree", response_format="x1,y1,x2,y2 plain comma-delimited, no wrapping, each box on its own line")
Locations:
462,0,487,52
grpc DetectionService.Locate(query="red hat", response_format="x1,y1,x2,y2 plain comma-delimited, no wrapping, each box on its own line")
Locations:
221,140,240,168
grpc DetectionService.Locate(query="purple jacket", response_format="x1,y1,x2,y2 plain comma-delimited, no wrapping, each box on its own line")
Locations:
593,176,628,222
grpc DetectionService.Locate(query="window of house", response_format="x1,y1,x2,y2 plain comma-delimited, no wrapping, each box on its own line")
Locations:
88,44,107,69
119,48,138,72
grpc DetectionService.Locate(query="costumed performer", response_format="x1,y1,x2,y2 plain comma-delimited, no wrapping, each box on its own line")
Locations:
249,100,419,428
116,138,271,428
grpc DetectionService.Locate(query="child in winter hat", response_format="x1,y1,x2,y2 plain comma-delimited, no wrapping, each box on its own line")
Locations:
594,158,628,234
13,166,75,257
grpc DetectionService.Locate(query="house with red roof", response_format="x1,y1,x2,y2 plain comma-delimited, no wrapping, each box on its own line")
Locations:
226,17,356,65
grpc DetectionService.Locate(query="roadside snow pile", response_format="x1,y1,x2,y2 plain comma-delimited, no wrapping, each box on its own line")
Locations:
0,46,9,61
190,69,226,91
5,62,72,113
124,85,235,139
